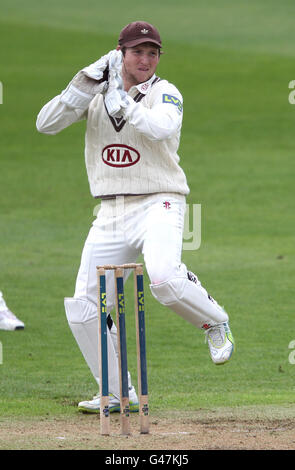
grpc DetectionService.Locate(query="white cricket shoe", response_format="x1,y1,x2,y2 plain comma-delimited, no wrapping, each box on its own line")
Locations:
78,386,139,414
0,309,25,331
205,322,235,365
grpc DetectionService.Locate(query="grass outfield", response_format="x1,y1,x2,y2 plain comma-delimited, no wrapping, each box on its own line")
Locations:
0,0,295,433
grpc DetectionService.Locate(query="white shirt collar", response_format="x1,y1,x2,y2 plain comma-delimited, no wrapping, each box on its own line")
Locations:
129,74,157,96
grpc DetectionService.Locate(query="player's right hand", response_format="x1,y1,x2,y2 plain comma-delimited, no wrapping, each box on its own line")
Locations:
71,70,108,96
60,50,122,110
82,50,116,81
71,49,120,97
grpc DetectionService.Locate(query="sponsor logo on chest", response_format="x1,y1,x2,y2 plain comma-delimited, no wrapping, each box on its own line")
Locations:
102,144,140,168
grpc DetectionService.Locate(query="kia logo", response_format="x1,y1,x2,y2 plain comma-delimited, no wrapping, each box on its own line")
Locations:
102,144,140,168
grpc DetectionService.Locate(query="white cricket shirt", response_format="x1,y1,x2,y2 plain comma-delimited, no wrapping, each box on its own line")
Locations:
36,73,190,198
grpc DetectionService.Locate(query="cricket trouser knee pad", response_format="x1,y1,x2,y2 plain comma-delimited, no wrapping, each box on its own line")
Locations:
150,276,228,329
64,297,121,398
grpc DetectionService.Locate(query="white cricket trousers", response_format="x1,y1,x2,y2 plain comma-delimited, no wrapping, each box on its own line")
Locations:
65,193,228,397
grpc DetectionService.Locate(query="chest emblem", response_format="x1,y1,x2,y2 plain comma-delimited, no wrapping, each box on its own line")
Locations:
102,144,140,168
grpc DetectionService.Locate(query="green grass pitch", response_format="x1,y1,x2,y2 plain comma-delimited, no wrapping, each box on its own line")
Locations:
0,0,294,421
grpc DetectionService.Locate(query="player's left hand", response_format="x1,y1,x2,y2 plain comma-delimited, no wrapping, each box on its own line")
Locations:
104,50,130,117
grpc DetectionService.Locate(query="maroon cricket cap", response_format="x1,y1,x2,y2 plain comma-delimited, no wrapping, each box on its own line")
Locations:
118,21,162,49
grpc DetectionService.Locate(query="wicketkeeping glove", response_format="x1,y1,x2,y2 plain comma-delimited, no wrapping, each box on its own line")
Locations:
104,50,130,117
70,69,108,96
74,49,121,94
60,50,116,109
